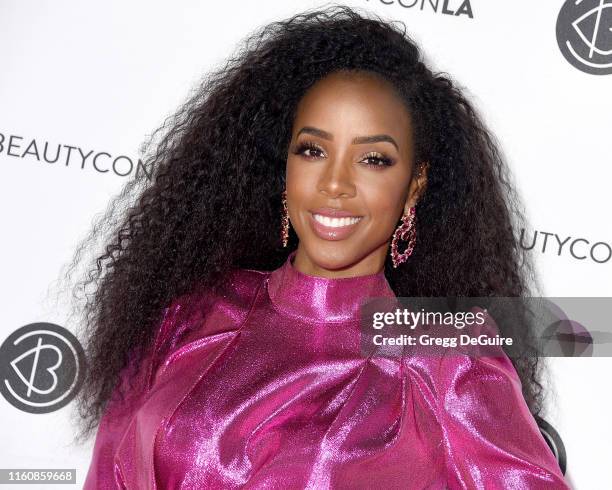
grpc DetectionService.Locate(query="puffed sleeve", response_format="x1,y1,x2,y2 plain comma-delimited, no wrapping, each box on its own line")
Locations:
82,270,264,489
82,297,189,489
434,317,571,489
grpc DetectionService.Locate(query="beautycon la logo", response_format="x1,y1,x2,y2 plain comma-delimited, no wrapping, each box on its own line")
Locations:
365,0,474,19
0,323,86,414
556,0,612,75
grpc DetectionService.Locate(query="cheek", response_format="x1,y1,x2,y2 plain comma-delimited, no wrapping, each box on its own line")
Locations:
286,158,317,198
285,157,301,186
285,159,316,228
361,181,407,230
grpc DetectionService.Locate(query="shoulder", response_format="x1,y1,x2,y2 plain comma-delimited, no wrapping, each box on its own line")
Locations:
107,268,270,406
153,267,269,358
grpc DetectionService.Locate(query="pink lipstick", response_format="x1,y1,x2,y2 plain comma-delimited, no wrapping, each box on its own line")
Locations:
308,207,363,241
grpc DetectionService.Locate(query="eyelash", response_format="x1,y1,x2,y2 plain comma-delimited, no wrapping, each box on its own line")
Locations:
291,141,395,168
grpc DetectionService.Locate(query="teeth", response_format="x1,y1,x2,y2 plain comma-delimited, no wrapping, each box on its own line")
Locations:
313,214,362,227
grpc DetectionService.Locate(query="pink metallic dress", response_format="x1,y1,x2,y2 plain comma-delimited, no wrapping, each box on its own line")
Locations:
84,250,570,489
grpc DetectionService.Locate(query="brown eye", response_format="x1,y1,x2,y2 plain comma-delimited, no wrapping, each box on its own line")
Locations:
292,141,326,159
361,151,394,168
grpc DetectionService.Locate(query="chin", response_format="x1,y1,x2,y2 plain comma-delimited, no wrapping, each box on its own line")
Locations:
305,245,361,271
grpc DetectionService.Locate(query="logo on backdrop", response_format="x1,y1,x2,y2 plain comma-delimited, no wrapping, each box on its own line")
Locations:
519,228,611,264
556,0,612,75
0,131,152,179
365,0,474,19
0,323,86,414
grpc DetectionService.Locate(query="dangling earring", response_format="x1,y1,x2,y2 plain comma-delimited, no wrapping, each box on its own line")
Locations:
281,189,289,248
390,207,417,268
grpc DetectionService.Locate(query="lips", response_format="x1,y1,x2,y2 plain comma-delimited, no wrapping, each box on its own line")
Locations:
308,207,363,241
309,207,361,218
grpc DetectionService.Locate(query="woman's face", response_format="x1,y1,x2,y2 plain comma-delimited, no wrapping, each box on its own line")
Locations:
286,70,427,277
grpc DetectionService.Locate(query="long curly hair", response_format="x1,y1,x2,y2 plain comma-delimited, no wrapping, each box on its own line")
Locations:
61,4,546,443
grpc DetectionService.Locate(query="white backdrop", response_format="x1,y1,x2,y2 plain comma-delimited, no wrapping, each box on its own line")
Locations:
1,1,610,488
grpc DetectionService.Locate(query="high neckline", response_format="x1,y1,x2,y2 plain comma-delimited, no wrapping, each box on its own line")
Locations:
266,250,396,323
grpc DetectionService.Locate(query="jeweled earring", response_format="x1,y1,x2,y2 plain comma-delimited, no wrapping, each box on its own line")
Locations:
390,207,417,268
281,189,289,248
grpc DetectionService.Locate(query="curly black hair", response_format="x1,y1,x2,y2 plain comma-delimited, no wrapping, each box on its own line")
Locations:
59,4,546,444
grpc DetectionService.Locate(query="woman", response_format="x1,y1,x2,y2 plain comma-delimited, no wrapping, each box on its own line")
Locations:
69,5,569,489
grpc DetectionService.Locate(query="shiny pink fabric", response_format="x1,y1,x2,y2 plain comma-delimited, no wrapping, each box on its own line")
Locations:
84,250,570,489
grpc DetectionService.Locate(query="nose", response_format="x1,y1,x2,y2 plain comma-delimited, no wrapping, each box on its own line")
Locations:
316,154,356,199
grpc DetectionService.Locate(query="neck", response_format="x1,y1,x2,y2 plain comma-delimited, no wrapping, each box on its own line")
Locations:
266,250,396,323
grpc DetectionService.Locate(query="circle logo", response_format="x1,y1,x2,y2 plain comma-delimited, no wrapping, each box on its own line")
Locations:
0,323,86,413
556,0,612,75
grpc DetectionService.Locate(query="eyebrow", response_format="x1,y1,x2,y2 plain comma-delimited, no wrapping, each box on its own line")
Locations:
296,126,399,151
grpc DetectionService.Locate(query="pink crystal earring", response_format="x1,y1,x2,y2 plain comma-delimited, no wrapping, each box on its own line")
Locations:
390,207,417,268
281,189,289,248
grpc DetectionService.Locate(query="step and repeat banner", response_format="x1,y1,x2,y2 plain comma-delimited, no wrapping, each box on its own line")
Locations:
1,1,610,488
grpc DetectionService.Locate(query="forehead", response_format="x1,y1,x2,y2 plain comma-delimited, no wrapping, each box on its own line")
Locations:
292,71,412,138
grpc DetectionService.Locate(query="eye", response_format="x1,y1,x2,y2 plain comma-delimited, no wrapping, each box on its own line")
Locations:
292,141,326,160
291,142,395,168
360,151,395,168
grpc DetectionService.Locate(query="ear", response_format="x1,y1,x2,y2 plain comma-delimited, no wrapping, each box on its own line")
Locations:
403,162,429,212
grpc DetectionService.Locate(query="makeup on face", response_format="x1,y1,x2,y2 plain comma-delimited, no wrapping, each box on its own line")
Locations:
285,70,416,276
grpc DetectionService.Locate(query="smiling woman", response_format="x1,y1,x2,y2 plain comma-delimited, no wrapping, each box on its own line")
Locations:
65,5,570,489
286,70,427,276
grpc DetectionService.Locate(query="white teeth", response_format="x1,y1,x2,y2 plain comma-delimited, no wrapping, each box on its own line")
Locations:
313,214,362,227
